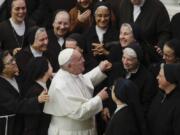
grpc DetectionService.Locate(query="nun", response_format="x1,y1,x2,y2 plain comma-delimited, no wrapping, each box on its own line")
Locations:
148,63,180,135
105,78,147,135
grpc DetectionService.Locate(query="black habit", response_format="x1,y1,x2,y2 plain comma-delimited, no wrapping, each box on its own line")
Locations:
0,19,34,51
148,87,180,135
15,46,47,76
105,106,139,135
0,76,41,135
118,0,171,48
23,82,51,135
46,30,67,72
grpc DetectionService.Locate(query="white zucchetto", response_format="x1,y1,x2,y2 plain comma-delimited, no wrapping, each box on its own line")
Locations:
58,48,74,66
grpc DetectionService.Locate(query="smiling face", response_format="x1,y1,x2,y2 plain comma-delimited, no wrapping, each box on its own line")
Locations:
122,53,138,72
95,6,110,29
119,24,136,48
53,11,70,37
33,30,48,52
2,53,19,77
11,0,27,24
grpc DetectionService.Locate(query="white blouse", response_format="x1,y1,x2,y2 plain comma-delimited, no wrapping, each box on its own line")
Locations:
9,18,25,36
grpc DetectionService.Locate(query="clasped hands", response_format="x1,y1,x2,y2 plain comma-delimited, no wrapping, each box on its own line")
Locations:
92,43,109,56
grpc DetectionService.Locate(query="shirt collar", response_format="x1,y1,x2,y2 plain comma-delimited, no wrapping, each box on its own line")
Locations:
30,46,43,57
114,104,128,113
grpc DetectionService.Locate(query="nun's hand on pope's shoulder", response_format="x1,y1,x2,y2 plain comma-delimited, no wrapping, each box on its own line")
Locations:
38,90,49,103
97,87,109,101
99,60,112,72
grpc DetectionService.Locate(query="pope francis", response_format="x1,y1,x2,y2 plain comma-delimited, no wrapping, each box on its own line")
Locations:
44,48,111,135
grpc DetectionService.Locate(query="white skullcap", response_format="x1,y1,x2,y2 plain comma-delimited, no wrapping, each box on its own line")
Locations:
58,48,74,66
123,48,137,58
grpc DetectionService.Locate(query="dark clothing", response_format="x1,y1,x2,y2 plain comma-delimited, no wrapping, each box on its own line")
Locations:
69,5,93,34
15,46,47,76
23,83,50,135
105,106,139,135
26,0,47,27
85,25,118,135
0,0,11,22
171,13,180,40
85,25,119,71
0,19,34,51
0,76,41,135
44,0,76,29
118,0,171,48
124,64,157,114
148,87,180,135
46,30,66,72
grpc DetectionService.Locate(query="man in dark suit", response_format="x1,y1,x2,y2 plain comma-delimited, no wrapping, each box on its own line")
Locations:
44,0,76,29
46,10,71,72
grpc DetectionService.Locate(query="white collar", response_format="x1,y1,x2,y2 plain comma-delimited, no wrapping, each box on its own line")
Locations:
36,80,47,90
95,25,107,44
0,75,20,93
125,65,139,79
58,37,64,47
0,0,5,7
30,46,43,57
127,64,139,74
9,18,25,36
114,104,127,113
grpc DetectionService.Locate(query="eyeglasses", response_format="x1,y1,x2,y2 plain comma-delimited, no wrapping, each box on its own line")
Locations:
4,57,16,65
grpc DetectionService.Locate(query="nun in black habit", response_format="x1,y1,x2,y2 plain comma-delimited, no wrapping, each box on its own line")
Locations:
0,51,49,135
105,78,148,135
148,63,180,135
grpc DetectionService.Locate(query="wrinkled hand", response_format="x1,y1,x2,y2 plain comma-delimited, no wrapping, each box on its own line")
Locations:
38,90,49,103
92,43,109,56
99,60,112,72
13,47,22,56
101,107,110,123
97,87,109,101
77,9,91,23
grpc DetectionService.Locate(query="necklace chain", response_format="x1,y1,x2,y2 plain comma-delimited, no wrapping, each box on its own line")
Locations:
10,21,25,49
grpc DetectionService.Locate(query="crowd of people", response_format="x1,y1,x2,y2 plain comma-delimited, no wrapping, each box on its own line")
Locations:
0,0,180,135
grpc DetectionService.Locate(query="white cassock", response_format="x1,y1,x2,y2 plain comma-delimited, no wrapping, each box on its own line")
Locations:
44,66,107,135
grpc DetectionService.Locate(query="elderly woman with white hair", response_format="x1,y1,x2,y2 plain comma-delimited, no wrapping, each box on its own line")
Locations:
121,42,157,115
